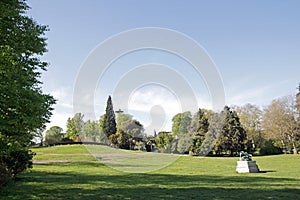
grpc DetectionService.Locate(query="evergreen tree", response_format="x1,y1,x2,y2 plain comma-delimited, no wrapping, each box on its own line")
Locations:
199,112,225,156
189,109,210,155
103,96,116,138
215,106,247,156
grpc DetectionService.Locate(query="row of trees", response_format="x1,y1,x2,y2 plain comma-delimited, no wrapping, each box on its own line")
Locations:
154,106,247,156
154,92,300,156
45,96,145,150
45,90,300,157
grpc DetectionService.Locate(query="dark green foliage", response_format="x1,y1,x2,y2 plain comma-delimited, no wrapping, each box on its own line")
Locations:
114,112,144,149
0,0,55,141
176,132,193,154
103,96,116,138
0,161,10,186
259,140,283,155
0,0,55,181
116,129,132,150
108,133,118,146
189,135,204,155
145,136,156,152
189,109,210,155
0,137,35,181
121,119,144,138
199,112,225,156
32,128,45,146
107,111,144,150
214,106,247,156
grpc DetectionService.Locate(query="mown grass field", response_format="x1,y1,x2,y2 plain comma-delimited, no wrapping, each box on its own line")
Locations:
0,144,299,200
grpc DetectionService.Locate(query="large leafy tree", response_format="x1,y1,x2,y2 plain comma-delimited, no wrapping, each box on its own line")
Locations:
121,119,144,138
65,113,84,141
45,126,63,145
109,112,144,149
0,0,55,181
103,96,116,138
262,95,299,154
116,129,132,150
234,104,263,153
116,112,132,130
83,120,100,142
155,131,173,153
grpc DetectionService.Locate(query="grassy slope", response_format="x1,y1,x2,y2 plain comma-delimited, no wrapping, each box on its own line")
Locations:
0,145,299,200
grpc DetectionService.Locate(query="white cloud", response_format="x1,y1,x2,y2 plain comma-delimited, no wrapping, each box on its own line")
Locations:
46,110,72,132
126,85,212,134
227,85,271,106
225,80,295,107
50,87,73,109
127,86,180,133
45,87,74,131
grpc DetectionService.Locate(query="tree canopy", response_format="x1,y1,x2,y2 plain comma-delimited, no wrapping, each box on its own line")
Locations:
65,113,84,141
0,0,55,182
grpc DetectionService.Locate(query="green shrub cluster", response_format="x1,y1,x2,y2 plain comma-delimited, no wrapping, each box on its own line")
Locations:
0,137,35,185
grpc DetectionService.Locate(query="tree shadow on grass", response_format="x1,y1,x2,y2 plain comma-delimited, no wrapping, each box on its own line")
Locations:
1,162,299,200
259,170,277,173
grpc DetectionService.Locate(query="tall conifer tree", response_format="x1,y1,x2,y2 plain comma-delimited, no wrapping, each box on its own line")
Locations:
103,96,116,137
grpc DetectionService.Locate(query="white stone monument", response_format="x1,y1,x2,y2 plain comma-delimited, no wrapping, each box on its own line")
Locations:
236,151,259,173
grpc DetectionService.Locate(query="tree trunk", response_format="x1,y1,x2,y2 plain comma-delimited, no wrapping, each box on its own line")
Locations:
292,142,298,154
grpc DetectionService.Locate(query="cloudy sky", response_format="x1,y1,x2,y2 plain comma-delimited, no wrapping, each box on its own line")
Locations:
27,0,300,133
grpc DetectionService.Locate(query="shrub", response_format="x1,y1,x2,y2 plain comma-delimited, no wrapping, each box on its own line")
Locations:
0,138,35,180
259,141,283,155
0,162,10,186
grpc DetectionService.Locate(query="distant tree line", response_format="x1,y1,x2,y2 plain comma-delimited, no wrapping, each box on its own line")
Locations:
45,96,145,151
154,90,300,156
45,89,300,156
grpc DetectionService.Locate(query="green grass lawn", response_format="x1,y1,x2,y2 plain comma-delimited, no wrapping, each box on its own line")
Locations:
1,144,299,200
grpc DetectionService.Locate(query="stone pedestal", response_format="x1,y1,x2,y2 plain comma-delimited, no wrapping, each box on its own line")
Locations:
236,161,259,173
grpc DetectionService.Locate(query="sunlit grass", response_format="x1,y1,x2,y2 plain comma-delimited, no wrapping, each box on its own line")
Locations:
0,145,299,200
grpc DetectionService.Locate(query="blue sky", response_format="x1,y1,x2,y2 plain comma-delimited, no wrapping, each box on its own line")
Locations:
27,0,300,133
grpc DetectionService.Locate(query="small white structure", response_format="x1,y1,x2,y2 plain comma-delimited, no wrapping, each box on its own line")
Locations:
236,152,259,173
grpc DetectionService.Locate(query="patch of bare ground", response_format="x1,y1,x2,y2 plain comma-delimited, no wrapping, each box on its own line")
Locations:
33,160,70,164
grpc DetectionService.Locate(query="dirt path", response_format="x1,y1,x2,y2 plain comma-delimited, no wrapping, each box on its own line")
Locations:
33,160,70,164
